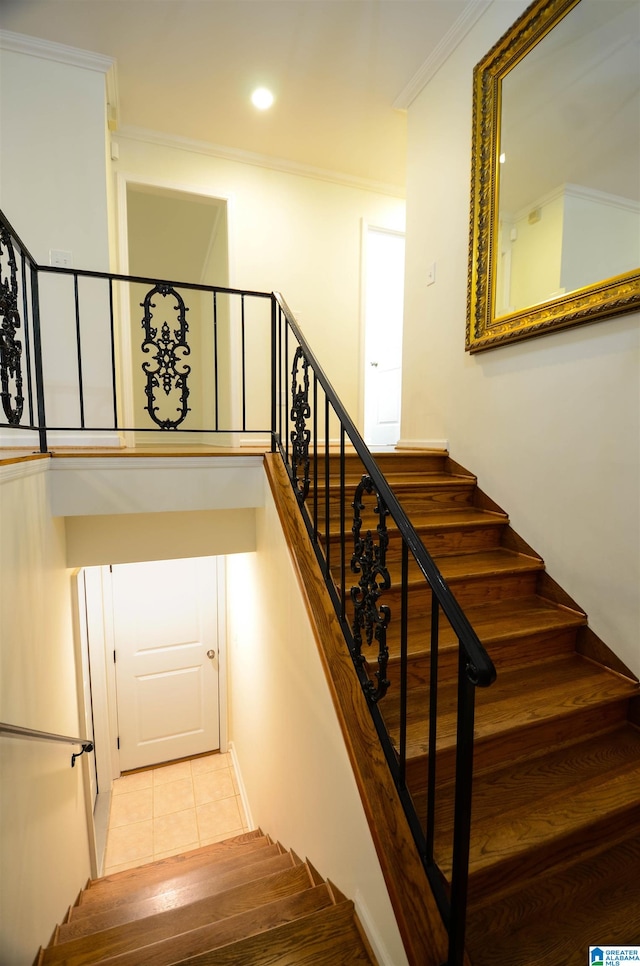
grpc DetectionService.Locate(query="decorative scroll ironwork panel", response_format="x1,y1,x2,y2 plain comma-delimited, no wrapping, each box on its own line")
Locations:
350,474,392,703
140,283,191,429
0,225,24,425
290,345,311,502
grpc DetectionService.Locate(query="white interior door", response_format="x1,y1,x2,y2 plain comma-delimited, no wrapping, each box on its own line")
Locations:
364,227,405,447
111,557,220,771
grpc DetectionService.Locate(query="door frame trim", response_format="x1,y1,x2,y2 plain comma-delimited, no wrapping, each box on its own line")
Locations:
89,556,228,770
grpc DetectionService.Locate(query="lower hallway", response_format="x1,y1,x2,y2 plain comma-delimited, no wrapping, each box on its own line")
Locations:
104,752,250,875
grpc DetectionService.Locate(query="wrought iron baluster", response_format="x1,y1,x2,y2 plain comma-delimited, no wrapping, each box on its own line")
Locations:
350,474,391,703
290,345,310,503
20,250,34,427
270,295,277,451
74,274,85,428
241,294,246,431
213,291,219,431
108,279,118,429
0,226,24,425
140,283,191,429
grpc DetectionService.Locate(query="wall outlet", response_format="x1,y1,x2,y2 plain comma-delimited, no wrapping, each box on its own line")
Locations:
49,249,73,268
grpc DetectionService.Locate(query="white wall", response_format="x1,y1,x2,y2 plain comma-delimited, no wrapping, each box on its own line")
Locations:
0,41,113,441
401,1,640,674
226,480,409,966
0,461,92,964
0,46,110,267
113,135,405,427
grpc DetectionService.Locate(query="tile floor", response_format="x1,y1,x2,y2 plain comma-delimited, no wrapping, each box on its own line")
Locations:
103,752,251,875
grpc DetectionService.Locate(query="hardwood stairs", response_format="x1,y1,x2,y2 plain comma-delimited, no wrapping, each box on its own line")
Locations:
35,831,379,965
313,448,640,965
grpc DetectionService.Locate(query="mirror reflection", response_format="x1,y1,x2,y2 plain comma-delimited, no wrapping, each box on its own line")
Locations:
495,0,640,319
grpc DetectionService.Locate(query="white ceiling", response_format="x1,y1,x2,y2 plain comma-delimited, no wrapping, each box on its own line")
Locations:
0,0,478,190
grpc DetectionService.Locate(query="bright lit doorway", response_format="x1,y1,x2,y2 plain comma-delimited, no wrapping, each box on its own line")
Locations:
363,226,405,448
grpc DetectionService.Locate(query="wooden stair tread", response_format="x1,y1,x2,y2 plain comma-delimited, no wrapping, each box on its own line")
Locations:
161,900,374,966
313,451,448,477
68,852,296,926
466,836,640,965
341,547,543,592
425,548,543,581
55,863,313,945
85,832,269,893
78,843,282,908
48,886,335,966
313,474,477,516
456,595,585,641
382,594,586,660
327,505,507,535
386,653,638,759
434,726,640,880
311,471,475,489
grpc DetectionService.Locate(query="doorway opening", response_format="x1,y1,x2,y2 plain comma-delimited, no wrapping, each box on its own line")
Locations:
121,182,231,443
363,226,405,448
77,555,226,873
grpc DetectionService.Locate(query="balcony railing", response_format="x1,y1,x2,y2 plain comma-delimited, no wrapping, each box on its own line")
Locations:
0,209,495,966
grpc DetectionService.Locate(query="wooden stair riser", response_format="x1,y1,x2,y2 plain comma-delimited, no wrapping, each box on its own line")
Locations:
379,628,580,695
323,518,508,565
45,886,335,966
467,827,640,922
465,835,640,965
56,864,314,944
83,832,270,896
70,852,297,923
343,572,542,629
382,628,576,696
308,481,478,523
78,843,284,909
431,726,640,871
464,798,640,908
311,451,450,478
168,899,374,966
403,698,633,792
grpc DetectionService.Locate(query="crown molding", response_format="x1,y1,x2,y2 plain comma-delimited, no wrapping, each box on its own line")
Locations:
115,126,405,199
393,0,492,110
0,29,114,74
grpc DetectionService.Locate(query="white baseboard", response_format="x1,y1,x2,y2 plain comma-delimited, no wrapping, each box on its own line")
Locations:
0,429,124,449
395,438,449,452
228,741,255,831
0,429,42,449
47,431,125,448
239,435,271,448
354,888,406,966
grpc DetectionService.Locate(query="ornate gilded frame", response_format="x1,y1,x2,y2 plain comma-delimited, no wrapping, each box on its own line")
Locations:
466,0,640,352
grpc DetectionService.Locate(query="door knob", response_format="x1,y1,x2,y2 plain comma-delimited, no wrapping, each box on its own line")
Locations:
207,649,216,659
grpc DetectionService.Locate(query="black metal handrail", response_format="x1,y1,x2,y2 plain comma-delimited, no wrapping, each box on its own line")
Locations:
0,721,94,768
273,292,496,966
0,209,496,965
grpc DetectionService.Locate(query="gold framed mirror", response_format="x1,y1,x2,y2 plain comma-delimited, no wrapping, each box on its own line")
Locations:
466,0,640,352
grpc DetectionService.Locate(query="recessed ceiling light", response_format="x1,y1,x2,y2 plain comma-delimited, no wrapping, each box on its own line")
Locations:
251,87,274,110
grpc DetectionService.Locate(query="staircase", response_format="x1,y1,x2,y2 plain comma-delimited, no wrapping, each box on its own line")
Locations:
36,831,378,966
315,448,640,966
